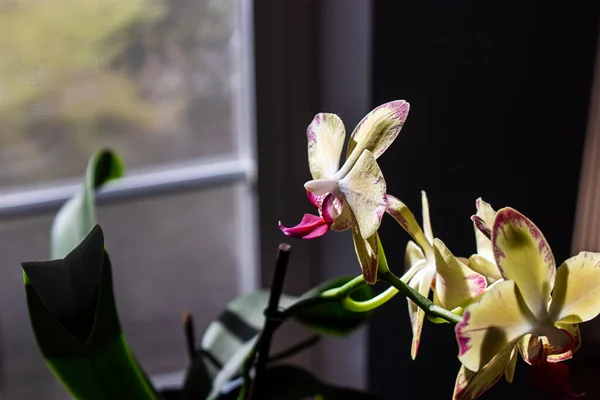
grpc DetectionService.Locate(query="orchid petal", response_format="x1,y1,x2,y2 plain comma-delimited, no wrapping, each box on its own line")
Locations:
307,113,346,180
469,254,503,284
339,150,387,240
433,239,487,310
550,251,600,324
321,194,339,225
548,323,581,363
493,207,556,319
279,214,329,240
454,344,516,400
385,194,433,257
421,191,434,243
330,199,353,232
474,198,496,262
345,100,409,167
520,328,577,365
403,258,427,285
405,240,425,271
351,218,379,284
505,347,518,383
408,267,435,360
456,280,535,372
307,191,327,208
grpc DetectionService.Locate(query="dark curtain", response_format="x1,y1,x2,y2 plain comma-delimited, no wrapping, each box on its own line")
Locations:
369,1,600,399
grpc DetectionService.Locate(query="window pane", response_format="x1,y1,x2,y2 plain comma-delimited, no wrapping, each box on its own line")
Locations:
0,0,240,189
0,186,244,399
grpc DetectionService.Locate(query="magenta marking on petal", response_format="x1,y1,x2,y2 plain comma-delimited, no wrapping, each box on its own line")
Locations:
465,274,488,295
307,191,326,209
493,208,555,279
279,213,329,240
455,311,472,356
385,205,409,231
307,114,324,149
471,215,491,240
321,194,338,225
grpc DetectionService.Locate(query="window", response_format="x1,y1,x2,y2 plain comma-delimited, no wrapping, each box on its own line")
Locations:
0,0,257,398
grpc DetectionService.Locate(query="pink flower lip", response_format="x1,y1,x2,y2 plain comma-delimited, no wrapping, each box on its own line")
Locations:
279,213,330,240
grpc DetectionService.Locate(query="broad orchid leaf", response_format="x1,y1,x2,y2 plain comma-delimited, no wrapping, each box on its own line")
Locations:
51,149,124,259
293,276,375,336
23,225,158,400
195,277,374,398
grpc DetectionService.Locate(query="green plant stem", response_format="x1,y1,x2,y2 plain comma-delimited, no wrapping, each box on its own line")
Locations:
380,270,462,325
341,285,398,312
280,274,366,318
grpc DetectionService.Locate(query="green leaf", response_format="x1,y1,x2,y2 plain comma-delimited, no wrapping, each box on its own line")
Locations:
195,278,373,399
189,291,295,399
23,225,158,399
50,149,124,259
292,276,375,336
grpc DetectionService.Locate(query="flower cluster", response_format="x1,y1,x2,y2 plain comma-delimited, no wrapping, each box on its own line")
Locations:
280,101,600,399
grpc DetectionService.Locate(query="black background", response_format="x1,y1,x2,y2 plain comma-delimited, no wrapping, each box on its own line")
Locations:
369,1,600,399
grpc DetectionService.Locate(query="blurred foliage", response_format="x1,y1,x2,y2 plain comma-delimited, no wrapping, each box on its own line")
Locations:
0,0,236,186
0,0,163,130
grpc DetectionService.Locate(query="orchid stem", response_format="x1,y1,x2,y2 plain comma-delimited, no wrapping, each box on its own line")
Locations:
380,270,462,325
341,285,398,312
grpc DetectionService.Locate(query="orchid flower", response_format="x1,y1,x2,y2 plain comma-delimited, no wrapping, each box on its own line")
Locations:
386,192,487,359
453,207,600,399
279,100,410,284
466,198,503,284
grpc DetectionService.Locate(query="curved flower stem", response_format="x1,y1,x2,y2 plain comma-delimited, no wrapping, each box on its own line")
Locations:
380,270,462,325
341,285,398,312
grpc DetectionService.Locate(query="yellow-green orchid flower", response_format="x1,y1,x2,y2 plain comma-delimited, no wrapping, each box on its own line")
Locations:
386,192,487,358
453,207,600,399
279,100,410,284
466,198,503,284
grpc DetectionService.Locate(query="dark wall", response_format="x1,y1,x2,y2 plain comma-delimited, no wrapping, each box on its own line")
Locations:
369,2,599,399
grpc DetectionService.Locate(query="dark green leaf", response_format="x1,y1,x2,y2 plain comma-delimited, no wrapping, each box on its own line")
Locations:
50,149,124,259
23,225,158,399
292,276,374,336
188,291,296,399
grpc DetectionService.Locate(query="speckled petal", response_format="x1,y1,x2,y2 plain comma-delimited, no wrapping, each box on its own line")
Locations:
385,194,433,258
456,280,534,372
330,198,353,232
351,218,379,284
468,254,503,284
454,344,516,400
433,239,487,310
550,251,600,324
345,100,409,167
307,113,346,180
408,267,435,360
493,207,556,319
339,150,387,240
474,198,497,262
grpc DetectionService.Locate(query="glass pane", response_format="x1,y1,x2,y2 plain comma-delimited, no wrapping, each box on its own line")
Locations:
0,0,240,189
0,186,243,399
